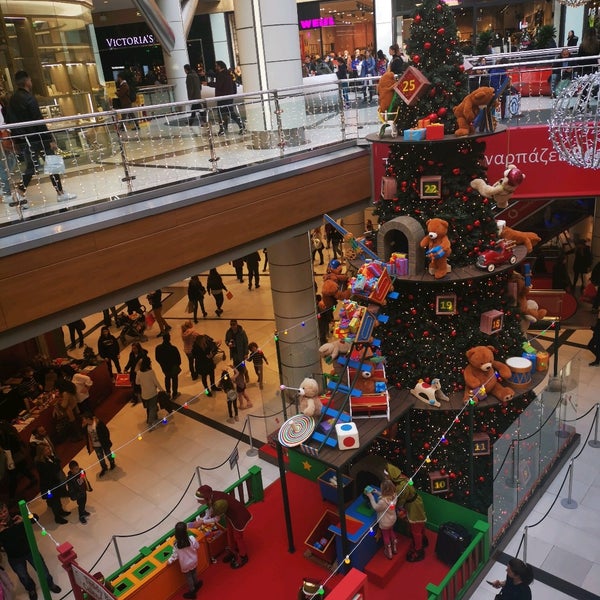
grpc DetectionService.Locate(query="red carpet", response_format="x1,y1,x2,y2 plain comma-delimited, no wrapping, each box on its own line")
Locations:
166,472,451,599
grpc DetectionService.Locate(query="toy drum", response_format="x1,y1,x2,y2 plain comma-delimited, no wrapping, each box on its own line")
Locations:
536,351,549,371
506,357,533,388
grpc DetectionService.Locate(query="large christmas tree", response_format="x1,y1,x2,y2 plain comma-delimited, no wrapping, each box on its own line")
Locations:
369,0,531,512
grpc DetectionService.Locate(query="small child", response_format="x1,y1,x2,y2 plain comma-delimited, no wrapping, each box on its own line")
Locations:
219,369,239,423
168,522,203,599
234,365,252,409
248,342,268,389
65,460,91,524
365,479,398,560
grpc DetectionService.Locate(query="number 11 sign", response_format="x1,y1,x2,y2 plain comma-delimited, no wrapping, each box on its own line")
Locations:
393,66,431,106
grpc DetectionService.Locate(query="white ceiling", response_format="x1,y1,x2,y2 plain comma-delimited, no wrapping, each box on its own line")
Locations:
92,0,135,13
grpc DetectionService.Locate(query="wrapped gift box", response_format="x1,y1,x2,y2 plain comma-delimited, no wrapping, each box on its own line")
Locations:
426,123,445,140
403,128,426,141
417,118,431,128
394,257,408,276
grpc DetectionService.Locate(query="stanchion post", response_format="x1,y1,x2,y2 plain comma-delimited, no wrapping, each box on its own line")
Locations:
556,391,570,438
560,460,578,509
505,440,518,488
246,416,258,457
523,527,528,564
589,403,600,449
112,535,123,568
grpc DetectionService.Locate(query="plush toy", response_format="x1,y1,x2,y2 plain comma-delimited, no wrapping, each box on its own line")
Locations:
509,271,547,330
453,86,496,136
496,220,540,253
319,339,351,363
298,377,323,417
471,165,525,209
419,218,452,279
463,345,514,403
321,259,350,310
378,70,397,113
410,378,450,408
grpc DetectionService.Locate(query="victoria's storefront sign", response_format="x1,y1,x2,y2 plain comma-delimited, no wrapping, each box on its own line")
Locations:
300,16,335,29
104,34,156,49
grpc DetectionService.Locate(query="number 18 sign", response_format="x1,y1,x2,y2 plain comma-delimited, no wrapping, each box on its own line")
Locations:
393,66,431,106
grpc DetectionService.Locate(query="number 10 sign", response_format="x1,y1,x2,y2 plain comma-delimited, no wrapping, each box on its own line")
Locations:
393,66,431,106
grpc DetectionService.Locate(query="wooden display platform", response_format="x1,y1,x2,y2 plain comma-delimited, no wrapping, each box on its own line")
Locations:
366,125,507,145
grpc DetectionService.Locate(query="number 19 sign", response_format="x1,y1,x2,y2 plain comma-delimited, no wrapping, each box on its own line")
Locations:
394,66,431,106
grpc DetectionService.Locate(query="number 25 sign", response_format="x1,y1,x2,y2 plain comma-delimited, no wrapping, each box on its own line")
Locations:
393,66,431,107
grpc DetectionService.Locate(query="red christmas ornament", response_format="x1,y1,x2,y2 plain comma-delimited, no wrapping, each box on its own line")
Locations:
423,331,429,337
452,167,460,175
436,3,442,11
458,64,465,72
414,14,422,23
437,107,447,117
394,205,401,212
437,27,445,35
429,88,436,97
451,329,457,336
424,442,430,449
412,55,420,64
424,42,432,50
440,469,446,475
428,113,438,122
474,219,480,227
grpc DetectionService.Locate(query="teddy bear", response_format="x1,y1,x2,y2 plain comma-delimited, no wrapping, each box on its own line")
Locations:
319,339,351,363
298,377,323,417
453,86,496,136
496,219,540,253
320,259,351,311
471,165,525,209
463,345,514,403
419,218,452,279
509,271,548,330
378,70,398,114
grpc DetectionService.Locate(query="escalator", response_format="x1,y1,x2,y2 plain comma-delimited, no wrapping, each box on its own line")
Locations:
496,197,595,248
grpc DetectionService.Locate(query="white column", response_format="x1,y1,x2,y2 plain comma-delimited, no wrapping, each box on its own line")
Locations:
233,0,305,132
375,0,393,56
156,0,190,104
210,13,230,66
268,234,322,390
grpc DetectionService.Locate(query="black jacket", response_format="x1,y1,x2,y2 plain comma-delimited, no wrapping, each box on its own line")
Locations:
85,419,112,454
7,87,52,144
155,341,181,375
98,334,120,360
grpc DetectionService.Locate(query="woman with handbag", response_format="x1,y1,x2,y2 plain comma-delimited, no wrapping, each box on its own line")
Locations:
187,275,207,322
181,320,200,380
206,268,228,317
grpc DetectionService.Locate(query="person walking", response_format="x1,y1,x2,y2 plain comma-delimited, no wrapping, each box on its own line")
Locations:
155,333,182,399
212,60,245,136
231,258,244,283
65,460,91,524
489,557,534,599
571,239,592,292
168,521,203,599
6,70,76,206
97,326,122,375
181,320,201,380
244,251,261,290
147,289,170,337
359,49,376,103
187,275,207,322
34,444,70,524
233,365,252,409
206,268,228,316
192,485,252,569
192,334,220,396
81,412,115,477
225,319,249,373
335,55,350,108
365,479,398,560
136,356,163,430
184,64,206,128
311,227,324,265
219,369,239,423
124,341,148,405
247,342,268,389
0,502,62,599
66,319,85,348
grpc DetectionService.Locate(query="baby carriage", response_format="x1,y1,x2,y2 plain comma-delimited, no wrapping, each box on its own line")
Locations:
117,307,147,342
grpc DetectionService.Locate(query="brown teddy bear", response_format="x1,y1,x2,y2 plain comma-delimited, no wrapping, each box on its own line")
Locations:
419,218,452,279
471,164,526,208
509,271,548,331
496,220,541,253
377,70,397,113
453,86,496,136
463,345,514,403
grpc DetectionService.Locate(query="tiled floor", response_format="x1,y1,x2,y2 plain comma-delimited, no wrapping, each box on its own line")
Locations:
6,256,600,599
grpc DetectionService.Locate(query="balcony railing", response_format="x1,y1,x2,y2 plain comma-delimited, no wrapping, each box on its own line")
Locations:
0,51,596,230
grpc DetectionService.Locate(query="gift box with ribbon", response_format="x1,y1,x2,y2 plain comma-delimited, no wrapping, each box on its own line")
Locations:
425,123,445,140
403,128,426,141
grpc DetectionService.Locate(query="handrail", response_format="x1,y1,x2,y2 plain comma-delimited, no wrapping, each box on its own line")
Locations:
426,520,490,600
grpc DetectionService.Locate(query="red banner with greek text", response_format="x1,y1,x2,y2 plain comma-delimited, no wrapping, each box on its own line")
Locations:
371,125,599,201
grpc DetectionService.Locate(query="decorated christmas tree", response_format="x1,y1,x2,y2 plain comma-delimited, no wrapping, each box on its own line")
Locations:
367,0,533,511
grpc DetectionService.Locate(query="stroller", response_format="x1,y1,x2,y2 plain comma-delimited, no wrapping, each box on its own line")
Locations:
117,307,147,342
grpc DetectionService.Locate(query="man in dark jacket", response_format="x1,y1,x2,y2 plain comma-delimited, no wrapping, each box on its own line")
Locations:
155,333,182,399
0,502,61,599
243,251,261,290
7,70,76,207
213,61,244,135
184,64,206,126
225,319,249,376
81,413,115,477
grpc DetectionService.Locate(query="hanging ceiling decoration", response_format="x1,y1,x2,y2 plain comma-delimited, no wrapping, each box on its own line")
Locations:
556,0,588,6
548,72,600,170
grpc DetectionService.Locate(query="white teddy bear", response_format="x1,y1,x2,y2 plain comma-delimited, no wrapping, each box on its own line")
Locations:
298,377,322,417
471,164,525,209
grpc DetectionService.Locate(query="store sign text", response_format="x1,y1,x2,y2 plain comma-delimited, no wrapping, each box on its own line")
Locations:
105,34,155,48
300,17,335,30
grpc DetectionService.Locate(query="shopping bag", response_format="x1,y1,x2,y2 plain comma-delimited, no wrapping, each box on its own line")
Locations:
185,300,194,313
226,291,233,300
115,374,131,388
145,310,156,328
43,154,66,175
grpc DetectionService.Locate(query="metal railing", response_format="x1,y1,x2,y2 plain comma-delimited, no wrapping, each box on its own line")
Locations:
0,52,597,229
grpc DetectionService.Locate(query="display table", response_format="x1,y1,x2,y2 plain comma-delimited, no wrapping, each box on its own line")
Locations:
110,528,209,599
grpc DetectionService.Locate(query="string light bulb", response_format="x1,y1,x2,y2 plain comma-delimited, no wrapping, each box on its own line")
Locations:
344,555,351,564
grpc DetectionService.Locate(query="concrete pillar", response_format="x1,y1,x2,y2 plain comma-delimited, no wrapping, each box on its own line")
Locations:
157,0,191,104
233,0,306,144
210,13,230,66
375,0,393,56
268,234,321,392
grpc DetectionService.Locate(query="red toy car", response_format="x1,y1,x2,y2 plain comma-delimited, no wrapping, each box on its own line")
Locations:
476,240,517,272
